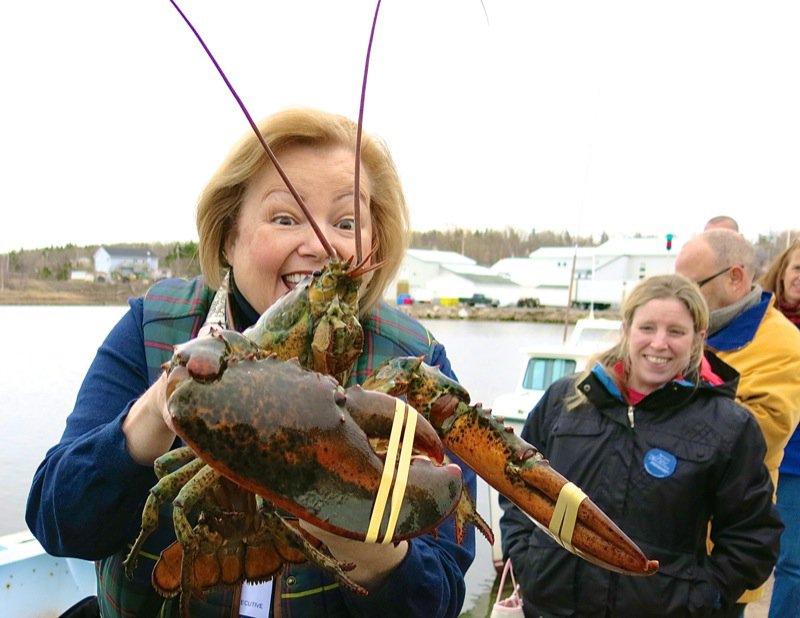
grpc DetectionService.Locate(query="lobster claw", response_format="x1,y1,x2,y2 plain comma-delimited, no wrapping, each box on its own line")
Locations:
342,385,444,464
166,353,465,546
441,402,659,575
363,356,660,576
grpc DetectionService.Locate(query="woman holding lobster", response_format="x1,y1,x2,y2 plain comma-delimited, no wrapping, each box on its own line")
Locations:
26,108,476,617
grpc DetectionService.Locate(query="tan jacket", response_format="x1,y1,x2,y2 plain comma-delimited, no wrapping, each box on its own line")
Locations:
710,297,800,490
707,293,800,604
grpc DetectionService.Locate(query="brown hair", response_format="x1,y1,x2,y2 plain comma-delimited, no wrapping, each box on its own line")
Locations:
196,107,409,315
760,238,800,302
566,273,709,410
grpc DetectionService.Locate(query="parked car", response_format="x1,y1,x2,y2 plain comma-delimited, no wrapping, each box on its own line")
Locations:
458,293,499,307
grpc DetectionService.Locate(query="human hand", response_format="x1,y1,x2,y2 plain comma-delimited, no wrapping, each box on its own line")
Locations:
122,370,178,465
297,520,409,590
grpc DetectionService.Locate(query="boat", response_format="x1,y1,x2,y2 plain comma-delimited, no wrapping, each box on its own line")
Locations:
0,529,96,616
484,317,622,571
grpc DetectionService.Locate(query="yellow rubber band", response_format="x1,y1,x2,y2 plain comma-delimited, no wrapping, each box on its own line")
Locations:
548,482,587,551
381,405,417,544
366,399,406,543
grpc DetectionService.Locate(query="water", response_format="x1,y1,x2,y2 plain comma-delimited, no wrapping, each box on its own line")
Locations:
0,305,130,538
0,305,566,615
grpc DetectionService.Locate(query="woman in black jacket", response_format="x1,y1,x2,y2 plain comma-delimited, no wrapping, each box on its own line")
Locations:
499,273,782,618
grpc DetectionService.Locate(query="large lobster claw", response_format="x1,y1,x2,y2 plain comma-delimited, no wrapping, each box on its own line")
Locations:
364,357,659,576
167,353,466,544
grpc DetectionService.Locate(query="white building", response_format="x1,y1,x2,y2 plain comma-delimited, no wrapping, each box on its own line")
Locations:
491,236,683,309
389,248,523,305
93,247,159,280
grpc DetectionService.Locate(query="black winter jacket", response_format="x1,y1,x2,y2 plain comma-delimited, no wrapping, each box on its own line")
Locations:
499,354,781,618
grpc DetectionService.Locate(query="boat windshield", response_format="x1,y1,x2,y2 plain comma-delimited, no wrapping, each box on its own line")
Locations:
522,358,577,391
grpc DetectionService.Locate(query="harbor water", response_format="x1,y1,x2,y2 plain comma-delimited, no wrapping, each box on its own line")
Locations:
0,304,569,615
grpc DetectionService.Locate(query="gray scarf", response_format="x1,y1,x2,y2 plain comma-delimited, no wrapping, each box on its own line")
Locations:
708,284,763,337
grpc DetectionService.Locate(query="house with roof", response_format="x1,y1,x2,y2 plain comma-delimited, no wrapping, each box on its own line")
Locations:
93,247,159,280
388,248,526,305
491,236,683,309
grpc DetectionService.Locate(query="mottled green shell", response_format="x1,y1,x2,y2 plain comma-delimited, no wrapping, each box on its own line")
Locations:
242,260,363,382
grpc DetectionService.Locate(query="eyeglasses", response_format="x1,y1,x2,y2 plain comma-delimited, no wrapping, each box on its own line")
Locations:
695,266,733,288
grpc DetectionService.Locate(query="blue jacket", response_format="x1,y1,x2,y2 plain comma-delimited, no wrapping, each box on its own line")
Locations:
781,428,800,476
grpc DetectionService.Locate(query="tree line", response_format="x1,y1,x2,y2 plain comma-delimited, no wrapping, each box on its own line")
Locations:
1,227,796,283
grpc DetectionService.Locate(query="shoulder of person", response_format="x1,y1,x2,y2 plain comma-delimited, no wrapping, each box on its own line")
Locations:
142,276,214,322
536,372,584,411
701,351,740,398
361,301,437,356
762,301,800,346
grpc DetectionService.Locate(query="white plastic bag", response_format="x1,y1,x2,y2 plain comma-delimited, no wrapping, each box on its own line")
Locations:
490,558,524,618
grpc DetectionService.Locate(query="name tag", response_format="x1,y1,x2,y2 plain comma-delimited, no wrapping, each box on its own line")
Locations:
644,448,677,478
240,580,273,618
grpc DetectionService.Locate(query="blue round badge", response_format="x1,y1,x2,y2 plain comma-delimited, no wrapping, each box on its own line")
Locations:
643,448,677,479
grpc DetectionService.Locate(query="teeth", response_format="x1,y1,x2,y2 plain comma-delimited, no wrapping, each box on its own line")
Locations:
283,273,309,285
644,355,669,365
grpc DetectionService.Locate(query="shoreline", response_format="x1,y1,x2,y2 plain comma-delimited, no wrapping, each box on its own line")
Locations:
0,280,150,306
0,281,620,323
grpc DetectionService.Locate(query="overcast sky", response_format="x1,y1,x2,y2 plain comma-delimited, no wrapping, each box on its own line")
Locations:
1,1,798,254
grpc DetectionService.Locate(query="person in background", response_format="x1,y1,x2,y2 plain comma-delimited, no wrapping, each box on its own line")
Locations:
704,215,740,232
500,273,781,618
760,237,800,617
675,229,800,614
26,108,476,618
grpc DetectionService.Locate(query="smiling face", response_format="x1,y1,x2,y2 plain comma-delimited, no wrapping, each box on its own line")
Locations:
625,297,702,395
224,143,373,314
782,248,800,306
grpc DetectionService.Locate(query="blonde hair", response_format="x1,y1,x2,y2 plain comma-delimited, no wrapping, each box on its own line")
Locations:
196,107,410,315
760,238,800,303
565,274,709,410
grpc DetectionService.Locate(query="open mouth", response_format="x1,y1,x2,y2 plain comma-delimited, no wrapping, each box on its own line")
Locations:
282,272,311,289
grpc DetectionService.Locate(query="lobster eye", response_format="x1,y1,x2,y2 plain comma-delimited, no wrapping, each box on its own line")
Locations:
312,269,322,277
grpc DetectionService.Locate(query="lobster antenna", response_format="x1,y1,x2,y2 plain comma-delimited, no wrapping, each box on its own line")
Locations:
168,0,337,260
353,0,383,264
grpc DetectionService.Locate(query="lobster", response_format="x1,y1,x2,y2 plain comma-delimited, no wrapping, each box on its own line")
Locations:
125,329,470,600
123,0,658,610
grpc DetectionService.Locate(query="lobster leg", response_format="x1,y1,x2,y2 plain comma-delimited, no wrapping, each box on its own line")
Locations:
254,507,367,596
124,455,206,577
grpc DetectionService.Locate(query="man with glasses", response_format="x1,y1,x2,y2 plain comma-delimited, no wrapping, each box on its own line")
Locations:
676,229,800,615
